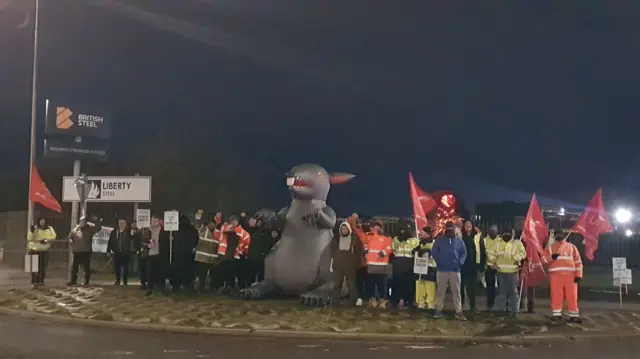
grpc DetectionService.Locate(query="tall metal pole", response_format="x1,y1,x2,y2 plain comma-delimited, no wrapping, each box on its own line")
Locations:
68,160,81,282
26,0,41,231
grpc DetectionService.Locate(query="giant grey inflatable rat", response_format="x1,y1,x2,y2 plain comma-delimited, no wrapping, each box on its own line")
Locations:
240,164,354,306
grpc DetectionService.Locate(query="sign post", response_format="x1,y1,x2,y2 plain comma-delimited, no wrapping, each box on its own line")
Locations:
163,211,179,264
62,176,152,203
612,257,628,308
136,209,151,229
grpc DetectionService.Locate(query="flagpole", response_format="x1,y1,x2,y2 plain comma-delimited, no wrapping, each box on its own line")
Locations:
27,0,41,232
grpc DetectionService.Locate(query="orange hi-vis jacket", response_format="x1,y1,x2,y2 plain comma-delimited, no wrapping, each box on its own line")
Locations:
214,224,251,259
543,241,583,278
347,216,369,267
363,234,392,266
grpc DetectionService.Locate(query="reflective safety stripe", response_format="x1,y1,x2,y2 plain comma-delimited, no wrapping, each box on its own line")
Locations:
199,237,215,243
369,262,387,266
549,267,577,272
396,254,413,258
568,311,580,317
557,255,572,260
195,251,218,257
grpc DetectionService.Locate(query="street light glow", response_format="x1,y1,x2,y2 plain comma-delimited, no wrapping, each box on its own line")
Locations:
625,229,633,237
615,208,632,224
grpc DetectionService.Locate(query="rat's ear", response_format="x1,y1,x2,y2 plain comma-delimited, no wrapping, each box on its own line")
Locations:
329,173,355,185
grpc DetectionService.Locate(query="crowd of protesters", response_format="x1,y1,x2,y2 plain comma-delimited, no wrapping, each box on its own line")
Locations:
26,210,583,323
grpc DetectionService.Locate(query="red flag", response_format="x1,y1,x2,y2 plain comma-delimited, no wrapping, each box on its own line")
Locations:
572,187,612,260
29,165,62,213
520,194,548,287
409,173,437,231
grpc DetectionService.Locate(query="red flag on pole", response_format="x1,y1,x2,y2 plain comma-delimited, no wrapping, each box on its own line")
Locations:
409,172,437,231
520,194,548,287
29,165,62,213
572,187,612,261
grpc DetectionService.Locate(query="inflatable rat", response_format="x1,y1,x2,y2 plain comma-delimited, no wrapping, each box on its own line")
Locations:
241,164,354,306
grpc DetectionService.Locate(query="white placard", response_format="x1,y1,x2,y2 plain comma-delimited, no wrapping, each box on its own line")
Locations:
613,257,627,278
62,176,152,202
618,269,633,285
91,226,113,253
164,211,179,231
24,254,38,273
136,209,151,228
413,254,430,275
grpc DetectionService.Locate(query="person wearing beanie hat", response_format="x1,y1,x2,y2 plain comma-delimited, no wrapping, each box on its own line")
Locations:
362,219,392,308
488,230,525,317
67,215,102,286
389,219,419,312
431,221,467,320
460,220,485,312
543,232,583,323
412,226,438,312
482,224,502,310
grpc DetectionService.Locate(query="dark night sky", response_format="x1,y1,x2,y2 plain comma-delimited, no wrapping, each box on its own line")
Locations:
1,0,640,216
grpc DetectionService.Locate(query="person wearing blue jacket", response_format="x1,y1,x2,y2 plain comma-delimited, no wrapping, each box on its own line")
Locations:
431,222,467,320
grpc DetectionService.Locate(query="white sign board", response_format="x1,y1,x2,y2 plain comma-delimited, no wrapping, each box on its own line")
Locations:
24,254,38,273
136,209,151,228
91,226,113,253
614,269,633,286
164,211,179,231
613,257,627,278
62,176,152,202
413,254,430,275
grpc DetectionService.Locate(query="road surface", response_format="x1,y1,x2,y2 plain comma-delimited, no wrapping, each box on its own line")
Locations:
0,314,636,359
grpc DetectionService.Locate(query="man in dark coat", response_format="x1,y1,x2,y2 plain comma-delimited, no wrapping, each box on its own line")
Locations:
107,218,134,285
169,215,199,292
460,220,486,312
67,215,102,286
246,218,276,285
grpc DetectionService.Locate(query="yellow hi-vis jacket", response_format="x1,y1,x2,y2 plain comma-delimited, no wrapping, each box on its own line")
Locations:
413,241,437,267
27,226,56,251
487,239,526,273
194,228,219,264
472,233,483,264
391,237,420,258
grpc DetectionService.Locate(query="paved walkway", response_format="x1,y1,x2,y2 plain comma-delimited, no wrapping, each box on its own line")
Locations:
0,314,638,359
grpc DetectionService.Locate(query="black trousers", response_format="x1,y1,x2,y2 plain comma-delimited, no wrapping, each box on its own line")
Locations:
29,251,48,284
365,273,387,300
138,253,148,286
485,268,497,310
520,286,535,312
70,252,91,284
113,252,131,284
391,271,415,307
236,258,250,289
461,270,477,310
146,255,166,292
246,258,265,285
356,267,368,299
170,253,195,291
196,262,214,292
213,259,239,290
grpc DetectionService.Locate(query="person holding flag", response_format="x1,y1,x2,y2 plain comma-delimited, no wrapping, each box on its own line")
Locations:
542,232,583,323
520,194,549,313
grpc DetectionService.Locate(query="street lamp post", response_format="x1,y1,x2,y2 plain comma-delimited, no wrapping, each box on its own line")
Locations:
26,0,40,231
